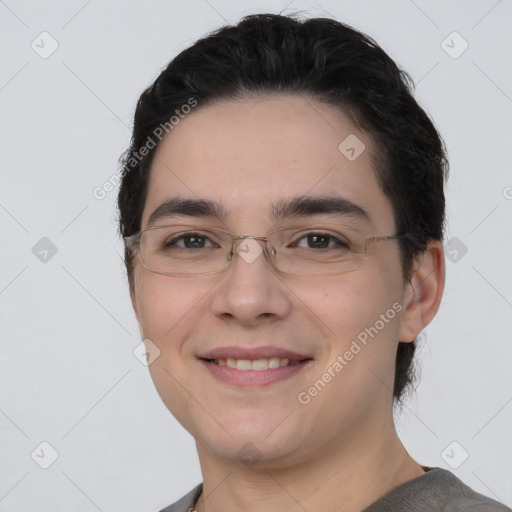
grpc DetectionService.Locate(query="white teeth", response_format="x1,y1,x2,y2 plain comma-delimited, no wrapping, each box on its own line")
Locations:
251,359,268,371
236,359,252,370
268,357,280,369
213,357,298,370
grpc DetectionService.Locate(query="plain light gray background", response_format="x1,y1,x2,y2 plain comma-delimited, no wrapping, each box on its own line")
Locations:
1,0,511,510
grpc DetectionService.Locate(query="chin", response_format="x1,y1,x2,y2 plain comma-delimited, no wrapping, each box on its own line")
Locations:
200,437,305,469
195,420,311,468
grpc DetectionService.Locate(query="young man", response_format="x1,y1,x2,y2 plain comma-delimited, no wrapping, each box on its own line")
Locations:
117,13,510,512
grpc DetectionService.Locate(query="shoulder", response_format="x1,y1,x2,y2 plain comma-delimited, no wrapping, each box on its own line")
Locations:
158,483,203,512
364,467,510,512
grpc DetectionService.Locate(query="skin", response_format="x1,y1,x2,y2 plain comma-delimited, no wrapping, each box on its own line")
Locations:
130,95,445,512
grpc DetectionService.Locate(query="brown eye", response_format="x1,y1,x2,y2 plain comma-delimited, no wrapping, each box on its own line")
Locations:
294,232,350,250
163,232,216,250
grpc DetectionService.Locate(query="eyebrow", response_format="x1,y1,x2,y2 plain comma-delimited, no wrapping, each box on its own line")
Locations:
146,194,371,227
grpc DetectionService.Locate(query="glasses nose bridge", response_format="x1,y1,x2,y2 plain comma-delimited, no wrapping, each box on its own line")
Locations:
228,234,276,264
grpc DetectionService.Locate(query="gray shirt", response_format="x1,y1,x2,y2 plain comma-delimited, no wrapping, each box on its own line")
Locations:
159,467,510,511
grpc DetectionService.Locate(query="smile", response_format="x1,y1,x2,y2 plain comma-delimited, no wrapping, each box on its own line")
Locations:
200,357,313,387
207,357,302,370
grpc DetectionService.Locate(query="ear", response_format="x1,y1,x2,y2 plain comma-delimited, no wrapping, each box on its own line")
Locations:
398,240,445,343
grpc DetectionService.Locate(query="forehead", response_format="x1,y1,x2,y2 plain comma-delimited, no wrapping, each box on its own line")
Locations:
141,95,395,232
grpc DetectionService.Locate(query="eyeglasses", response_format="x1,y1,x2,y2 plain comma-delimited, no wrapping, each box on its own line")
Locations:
124,223,411,277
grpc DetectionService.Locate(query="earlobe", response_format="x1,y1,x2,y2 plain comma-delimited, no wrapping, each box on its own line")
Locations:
398,240,445,343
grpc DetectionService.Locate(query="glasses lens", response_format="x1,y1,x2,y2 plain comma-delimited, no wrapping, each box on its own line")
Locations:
140,225,231,276
269,227,364,276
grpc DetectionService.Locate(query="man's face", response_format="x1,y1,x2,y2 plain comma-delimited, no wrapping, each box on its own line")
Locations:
131,95,414,466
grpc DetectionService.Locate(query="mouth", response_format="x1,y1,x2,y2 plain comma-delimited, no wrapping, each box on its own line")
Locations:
202,357,309,370
197,347,313,387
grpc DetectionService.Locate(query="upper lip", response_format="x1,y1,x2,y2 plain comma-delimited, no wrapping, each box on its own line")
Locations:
199,345,312,361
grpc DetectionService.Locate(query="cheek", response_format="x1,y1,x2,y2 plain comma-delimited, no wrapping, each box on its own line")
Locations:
301,275,403,416
133,274,206,430
306,260,404,365
342,266,405,380
300,274,400,336
134,274,196,343
133,272,224,365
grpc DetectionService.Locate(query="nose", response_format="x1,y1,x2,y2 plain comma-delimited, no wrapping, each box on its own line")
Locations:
210,236,292,326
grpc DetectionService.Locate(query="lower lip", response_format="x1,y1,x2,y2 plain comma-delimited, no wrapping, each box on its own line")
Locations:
200,359,312,387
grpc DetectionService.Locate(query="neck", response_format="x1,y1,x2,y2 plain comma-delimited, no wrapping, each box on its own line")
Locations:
194,419,424,512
